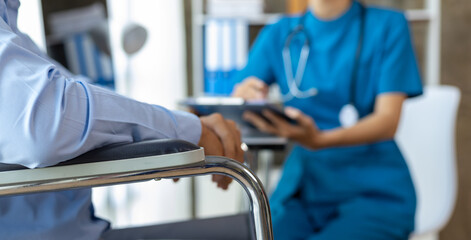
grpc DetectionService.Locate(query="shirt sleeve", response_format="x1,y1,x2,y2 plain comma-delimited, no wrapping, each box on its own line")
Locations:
377,13,423,98
0,19,202,168
235,25,276,85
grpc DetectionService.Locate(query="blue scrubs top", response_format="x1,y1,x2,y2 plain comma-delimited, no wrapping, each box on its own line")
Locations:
236,1,422,237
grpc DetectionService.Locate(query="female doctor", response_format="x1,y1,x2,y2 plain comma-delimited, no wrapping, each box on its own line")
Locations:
233,0,422,239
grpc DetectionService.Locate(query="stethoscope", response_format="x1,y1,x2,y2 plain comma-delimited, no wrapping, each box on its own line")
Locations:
281,2,366,127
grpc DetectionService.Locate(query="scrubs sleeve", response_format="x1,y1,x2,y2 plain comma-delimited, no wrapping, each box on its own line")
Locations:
0,19,202,169
377,14,423,98
235,25,276,85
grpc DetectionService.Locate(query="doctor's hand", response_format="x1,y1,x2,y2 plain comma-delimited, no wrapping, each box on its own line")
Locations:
244,107,325,150
232,77,269,100
198,113,244,190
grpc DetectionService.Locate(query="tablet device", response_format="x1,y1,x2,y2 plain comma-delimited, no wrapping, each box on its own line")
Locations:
181,97,295,136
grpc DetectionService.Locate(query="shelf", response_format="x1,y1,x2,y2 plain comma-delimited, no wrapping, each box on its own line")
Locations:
405,9,433,22
196,9,432,27
46,33,72,46
195,13,282,26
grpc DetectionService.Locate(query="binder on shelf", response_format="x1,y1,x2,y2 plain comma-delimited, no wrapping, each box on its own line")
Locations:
204,18,248,96
221,20,233,94
64,33,115,89
49,3,115,90
204,19,220,94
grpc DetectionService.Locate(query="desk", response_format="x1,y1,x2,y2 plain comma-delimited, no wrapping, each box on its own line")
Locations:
243,136,288,151
243,136,287,193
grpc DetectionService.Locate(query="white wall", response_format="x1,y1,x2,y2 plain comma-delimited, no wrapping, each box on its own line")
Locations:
93,0,190,228
107,0,187,109
17,0,46,51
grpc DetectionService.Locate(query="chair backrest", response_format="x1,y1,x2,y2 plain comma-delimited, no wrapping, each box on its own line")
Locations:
395,85,460,235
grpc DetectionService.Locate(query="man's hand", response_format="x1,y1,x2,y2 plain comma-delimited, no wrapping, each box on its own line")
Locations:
198,113,244,190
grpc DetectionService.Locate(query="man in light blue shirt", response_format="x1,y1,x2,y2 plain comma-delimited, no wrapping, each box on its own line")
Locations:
0,0,244,239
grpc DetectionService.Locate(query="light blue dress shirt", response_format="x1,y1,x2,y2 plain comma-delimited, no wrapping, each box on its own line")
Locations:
0,0,202,239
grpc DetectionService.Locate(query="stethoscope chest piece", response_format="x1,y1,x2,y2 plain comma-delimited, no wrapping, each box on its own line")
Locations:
339,103,359,128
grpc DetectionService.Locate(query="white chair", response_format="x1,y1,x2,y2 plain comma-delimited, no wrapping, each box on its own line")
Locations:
395,85,461,240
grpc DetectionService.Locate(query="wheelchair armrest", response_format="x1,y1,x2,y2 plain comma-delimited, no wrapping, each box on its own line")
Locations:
0,139,200,171
0,139,205,193
60,139,201,164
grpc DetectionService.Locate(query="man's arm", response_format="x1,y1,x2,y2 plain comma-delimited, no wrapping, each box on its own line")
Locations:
0,18,202,168
1,13,244,189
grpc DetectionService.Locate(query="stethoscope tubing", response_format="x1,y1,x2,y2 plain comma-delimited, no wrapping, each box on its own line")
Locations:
281,1,365,105
282,39,316,102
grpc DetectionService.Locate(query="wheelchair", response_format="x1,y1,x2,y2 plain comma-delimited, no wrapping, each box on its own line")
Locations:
0,139,273,240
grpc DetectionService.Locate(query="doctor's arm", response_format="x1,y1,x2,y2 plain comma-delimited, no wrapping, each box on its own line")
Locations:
232,77,269,100
232,25,277,99
313,93,406,148
244,93,406,149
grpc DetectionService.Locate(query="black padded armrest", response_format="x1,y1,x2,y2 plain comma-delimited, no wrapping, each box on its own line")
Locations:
0,139,200,172
62,139,200,165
